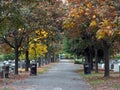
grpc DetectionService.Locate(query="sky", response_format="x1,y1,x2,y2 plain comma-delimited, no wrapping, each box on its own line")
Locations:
61,0,66,4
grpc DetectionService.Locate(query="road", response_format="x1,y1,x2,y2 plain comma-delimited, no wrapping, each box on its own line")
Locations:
10,59,90,90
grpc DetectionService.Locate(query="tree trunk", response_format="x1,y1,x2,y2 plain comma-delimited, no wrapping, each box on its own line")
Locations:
95,48,98,73
41,57,44,66
90,53,93,70
49,52,51,63
14,47,19,75
53,53,56,62
51,53,54,62
38,57,41,67
45,54,47,65
25,50,30,71
90,47,94,70
46,52,51,64
103,44,110,77
86,47,93,70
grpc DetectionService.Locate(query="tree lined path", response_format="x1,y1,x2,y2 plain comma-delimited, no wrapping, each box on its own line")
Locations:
10,59,90,90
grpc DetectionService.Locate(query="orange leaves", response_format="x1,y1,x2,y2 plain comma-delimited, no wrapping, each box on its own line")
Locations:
86,2,92,8
69,5,85,18
63,5,85,29
71,12,80,18
0,43,12,54
70,7,82,18
63,0,120,43
79,9,84,14
96,29,113,39
96,19,115,40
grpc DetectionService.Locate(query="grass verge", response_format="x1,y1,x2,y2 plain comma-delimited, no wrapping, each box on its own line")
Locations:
0,87,14,90
77,69,120,90
37,63,56,74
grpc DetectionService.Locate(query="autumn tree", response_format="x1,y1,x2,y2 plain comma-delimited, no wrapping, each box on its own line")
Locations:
63,0,120,77
0,1,31,75
30,0,64,63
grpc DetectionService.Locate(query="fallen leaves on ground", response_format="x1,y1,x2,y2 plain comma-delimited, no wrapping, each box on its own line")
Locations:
0,63,56,88
77,69,120,90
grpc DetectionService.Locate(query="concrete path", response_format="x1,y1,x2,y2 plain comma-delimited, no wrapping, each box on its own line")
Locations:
10,59,90,90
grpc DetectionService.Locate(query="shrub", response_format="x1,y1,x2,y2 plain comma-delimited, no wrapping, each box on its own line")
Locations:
74,59,83,64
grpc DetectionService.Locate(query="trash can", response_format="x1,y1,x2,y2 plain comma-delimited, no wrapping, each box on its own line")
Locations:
84,63,91,74
111,64,114,70
30,63,37,75
2,65,9,78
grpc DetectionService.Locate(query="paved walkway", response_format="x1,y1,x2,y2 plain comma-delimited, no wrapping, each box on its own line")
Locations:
10,59,90,90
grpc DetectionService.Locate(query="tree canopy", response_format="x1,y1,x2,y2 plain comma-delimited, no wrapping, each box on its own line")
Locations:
62,0,120,77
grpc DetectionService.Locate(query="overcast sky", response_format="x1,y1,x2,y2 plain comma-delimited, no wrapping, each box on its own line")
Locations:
61,0,66,4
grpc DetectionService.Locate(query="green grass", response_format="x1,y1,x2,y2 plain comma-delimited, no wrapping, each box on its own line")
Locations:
78,69,120,90
79,70,106,86
0,88,14,90
89,79,104,85
38,63,55,74
0,54,4,61
113,84,120,89
79,70,103,78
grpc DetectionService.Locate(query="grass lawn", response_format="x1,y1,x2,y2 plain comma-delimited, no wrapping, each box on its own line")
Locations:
77,69,120,90
0,88,14,90
37,63,56,74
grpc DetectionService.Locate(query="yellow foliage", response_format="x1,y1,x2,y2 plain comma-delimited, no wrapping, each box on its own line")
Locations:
96,29,113,39
29,43,47,59
63,21,70,29
19,54,25,60
70,22,75,28
97,19,115,39
100,19,110,27
96,30,105,39
35,29,48,39
90,20,97,27
63,19,75,29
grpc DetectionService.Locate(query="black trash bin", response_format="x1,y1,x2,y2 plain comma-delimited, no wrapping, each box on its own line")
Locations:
30,63,37,75
2,65,9,78
84,63,91,74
